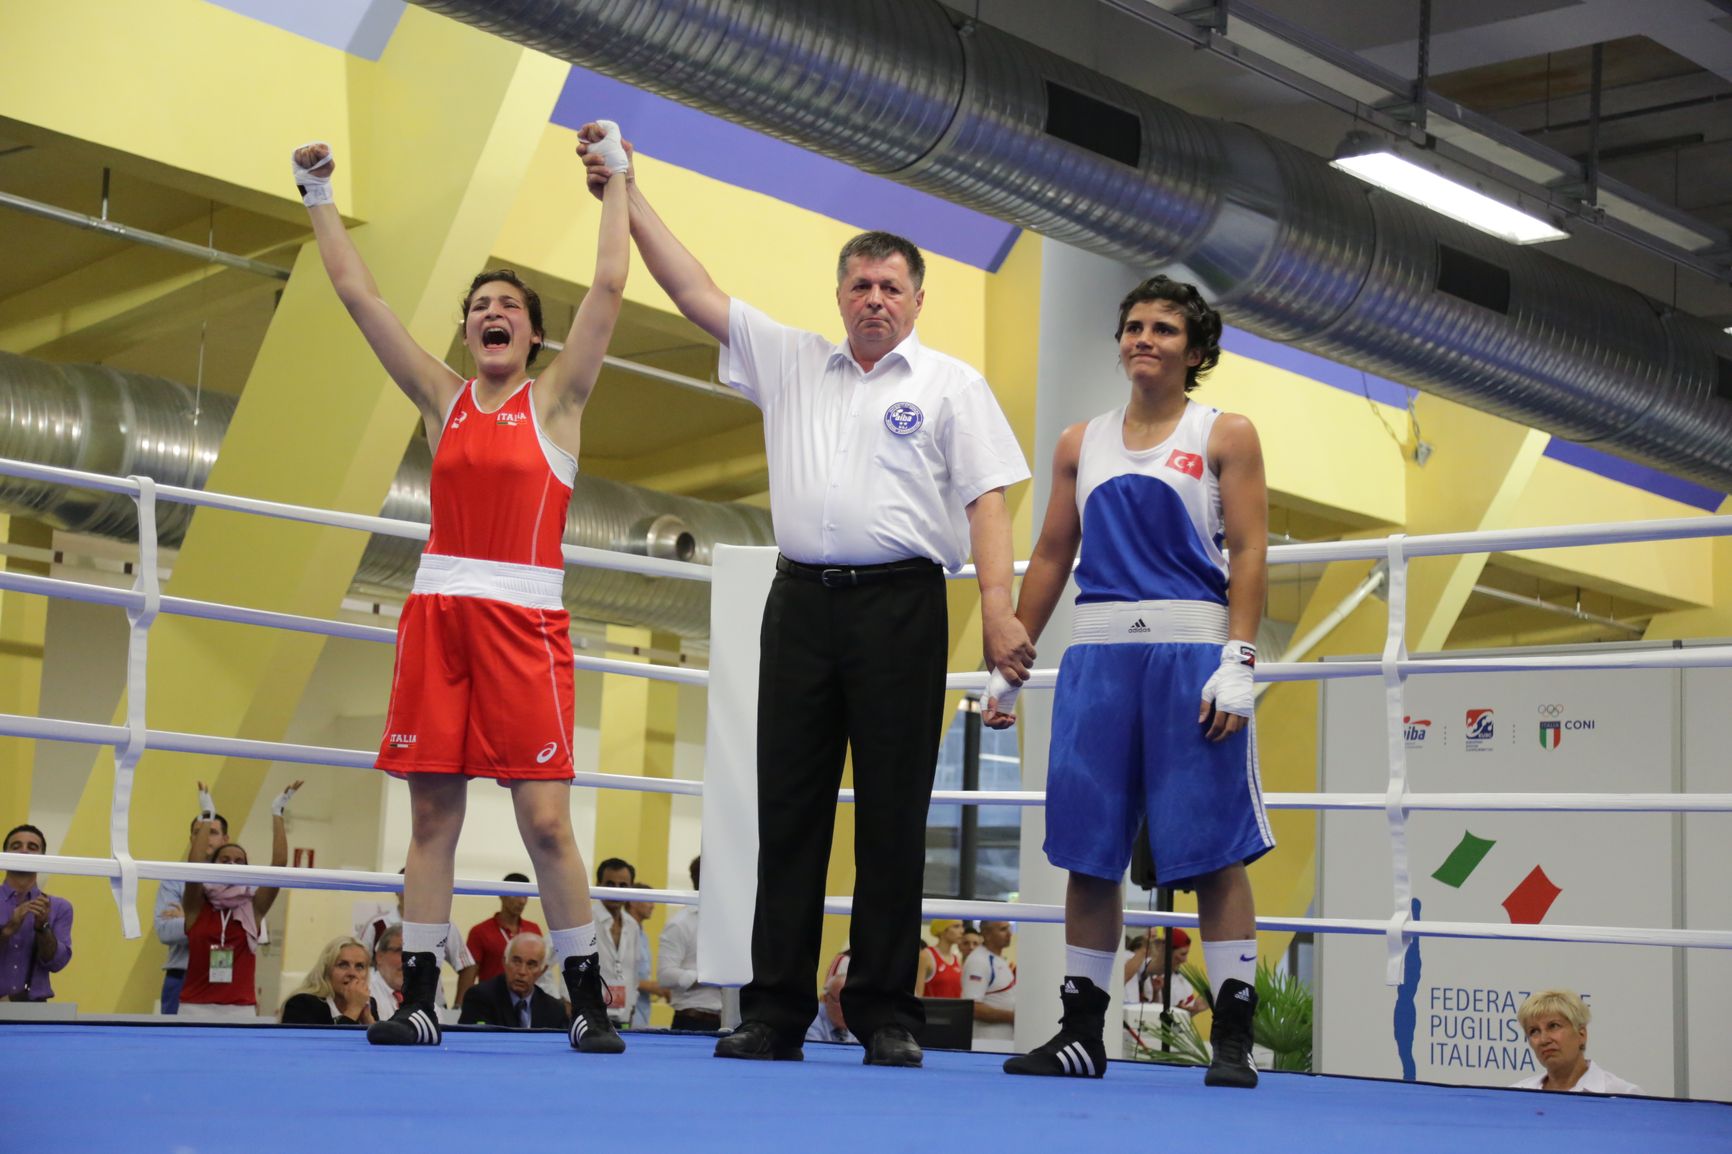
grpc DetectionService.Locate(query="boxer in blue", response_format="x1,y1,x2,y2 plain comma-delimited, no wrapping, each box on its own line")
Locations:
985,276,1271,1087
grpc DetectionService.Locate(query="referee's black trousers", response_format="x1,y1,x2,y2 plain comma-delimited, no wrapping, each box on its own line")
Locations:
739,565,949,1045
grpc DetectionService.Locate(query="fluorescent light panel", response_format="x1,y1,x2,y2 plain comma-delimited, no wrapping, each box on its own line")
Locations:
1332,150,1568,245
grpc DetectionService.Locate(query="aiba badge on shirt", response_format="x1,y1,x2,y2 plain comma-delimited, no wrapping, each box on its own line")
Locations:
884,401,924,436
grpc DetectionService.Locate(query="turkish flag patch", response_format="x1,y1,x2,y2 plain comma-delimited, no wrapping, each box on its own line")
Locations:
1166,449,1204,478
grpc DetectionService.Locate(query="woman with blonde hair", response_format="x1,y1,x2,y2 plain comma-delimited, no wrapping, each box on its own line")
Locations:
282,937,376,1026
1512,989,1639,1094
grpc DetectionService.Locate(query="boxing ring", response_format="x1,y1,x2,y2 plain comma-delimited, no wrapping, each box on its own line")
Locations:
1,455,1731,1150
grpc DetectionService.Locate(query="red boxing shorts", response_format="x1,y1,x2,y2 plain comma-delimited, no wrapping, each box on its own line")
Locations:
377,589,576,780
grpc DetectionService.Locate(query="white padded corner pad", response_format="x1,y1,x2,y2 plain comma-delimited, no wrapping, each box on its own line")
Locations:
412,554,565,610
1071,599,1229,646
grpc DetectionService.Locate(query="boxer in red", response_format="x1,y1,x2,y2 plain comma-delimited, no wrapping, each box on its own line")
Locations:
292,125,632,1053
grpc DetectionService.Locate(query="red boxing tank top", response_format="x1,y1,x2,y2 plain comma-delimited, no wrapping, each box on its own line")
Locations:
925,945,963,999
180,904,258,1007
425,380,576,568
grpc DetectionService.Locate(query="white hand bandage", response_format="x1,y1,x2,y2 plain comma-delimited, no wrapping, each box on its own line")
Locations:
590,120,630,176
1200,640,1257,719
291,141,334,208
198,785,216,823
984,669,1021,715
271,783,300,818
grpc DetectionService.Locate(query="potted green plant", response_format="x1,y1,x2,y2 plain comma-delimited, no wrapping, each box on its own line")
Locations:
1126,961,1313,1072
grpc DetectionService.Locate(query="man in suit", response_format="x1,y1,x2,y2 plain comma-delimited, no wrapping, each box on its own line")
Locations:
458,932,568,1029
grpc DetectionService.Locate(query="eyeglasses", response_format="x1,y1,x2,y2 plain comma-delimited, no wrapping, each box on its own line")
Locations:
375,945,403,954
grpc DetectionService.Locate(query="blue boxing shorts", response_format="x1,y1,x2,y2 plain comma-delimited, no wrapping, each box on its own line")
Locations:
1043,600,1274,889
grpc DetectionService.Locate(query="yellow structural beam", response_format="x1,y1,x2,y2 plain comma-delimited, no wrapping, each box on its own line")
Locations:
1203,355,1408,529
1497,456,1714,610
1251,395,1548,962
594,625,678,1025
588,422,768,497
1645,496,1732,642
46,7,568,1012
594,625,677,890
0,209,298,362
0,0,357,215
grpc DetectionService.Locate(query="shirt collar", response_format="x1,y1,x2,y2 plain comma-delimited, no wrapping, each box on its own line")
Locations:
830,327,924,376
3,879,39,903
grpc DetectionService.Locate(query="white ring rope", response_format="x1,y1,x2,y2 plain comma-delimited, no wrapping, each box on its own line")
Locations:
2,853,1724,952
3,455,1732,958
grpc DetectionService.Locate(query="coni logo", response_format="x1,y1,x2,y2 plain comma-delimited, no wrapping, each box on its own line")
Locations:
1537,703,1595,751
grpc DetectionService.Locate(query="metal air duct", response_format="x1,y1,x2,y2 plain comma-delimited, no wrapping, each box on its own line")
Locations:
0,351,772,636
410,0,1732,492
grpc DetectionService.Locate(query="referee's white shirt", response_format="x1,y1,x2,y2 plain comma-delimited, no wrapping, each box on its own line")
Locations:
720,299,1030,570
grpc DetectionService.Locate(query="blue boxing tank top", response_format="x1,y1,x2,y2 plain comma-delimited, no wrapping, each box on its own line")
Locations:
1072,399,1229,606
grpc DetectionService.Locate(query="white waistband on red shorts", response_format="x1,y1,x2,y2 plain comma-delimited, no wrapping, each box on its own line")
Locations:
1070,599,1228,646
411,554,566,611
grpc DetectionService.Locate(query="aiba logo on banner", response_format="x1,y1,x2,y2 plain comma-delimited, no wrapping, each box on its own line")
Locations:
1464,708,1495,751
1403,716,1432,747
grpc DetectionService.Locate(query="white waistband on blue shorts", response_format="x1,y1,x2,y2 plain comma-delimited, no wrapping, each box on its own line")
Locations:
1070,599,1228,646
412,554,566,611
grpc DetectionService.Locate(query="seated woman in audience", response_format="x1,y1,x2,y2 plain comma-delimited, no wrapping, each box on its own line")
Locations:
281,936,377,1026
176,779,298,1020
1512,988,1639,1094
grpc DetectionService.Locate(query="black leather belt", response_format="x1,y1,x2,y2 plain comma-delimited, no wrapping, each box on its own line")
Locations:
776,554,939,588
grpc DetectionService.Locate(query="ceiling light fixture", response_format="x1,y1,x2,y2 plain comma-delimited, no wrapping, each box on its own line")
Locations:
1331,132,1568,246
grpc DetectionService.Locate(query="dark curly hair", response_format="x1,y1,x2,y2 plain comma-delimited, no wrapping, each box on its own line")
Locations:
460,269,546,368
1114,275,1222,392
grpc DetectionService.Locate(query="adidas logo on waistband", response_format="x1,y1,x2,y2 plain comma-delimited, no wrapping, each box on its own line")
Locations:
1127,618,1150,633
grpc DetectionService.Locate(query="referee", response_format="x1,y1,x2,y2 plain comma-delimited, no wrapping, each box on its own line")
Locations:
582,128,1033,1067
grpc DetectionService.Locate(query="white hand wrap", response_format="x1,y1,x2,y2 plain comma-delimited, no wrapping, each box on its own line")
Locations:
291,142,334,207
1200,640,1257,719
590,120,630,176
198,786,216,824
984,669,1021,715
271,783,299,818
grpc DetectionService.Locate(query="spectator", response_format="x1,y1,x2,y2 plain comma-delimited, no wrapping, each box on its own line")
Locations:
155,808,228,1014
659,856,723,1031
959,925,984,966
960,920,1016,1053
1124,928,1199,1012
0,824,72,1002
592,857,640,1029
628,882,664,1027
369,923,407,1017
459,933,568,1029
281,936,376,1025
465,873,541,983
1512,989,1639,1094
916,919,964,998
177,780,299,1019
805,949,857,1045
359,874,479,1019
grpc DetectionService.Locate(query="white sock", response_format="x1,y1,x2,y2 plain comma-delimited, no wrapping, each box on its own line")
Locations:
1203,937,1257,998
401,920,448,956
1064,944,1116,993
551,922,598,964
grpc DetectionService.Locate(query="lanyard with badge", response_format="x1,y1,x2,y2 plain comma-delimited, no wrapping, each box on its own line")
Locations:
208,909,236,984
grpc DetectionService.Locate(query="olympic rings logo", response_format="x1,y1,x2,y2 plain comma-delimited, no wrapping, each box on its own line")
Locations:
1537,704,1564,717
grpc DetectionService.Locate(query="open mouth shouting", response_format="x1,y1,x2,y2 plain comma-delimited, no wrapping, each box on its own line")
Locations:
481,324,512,350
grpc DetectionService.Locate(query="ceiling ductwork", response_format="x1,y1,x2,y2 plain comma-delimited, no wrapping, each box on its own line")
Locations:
411,0,1732,493
0,351,772,636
